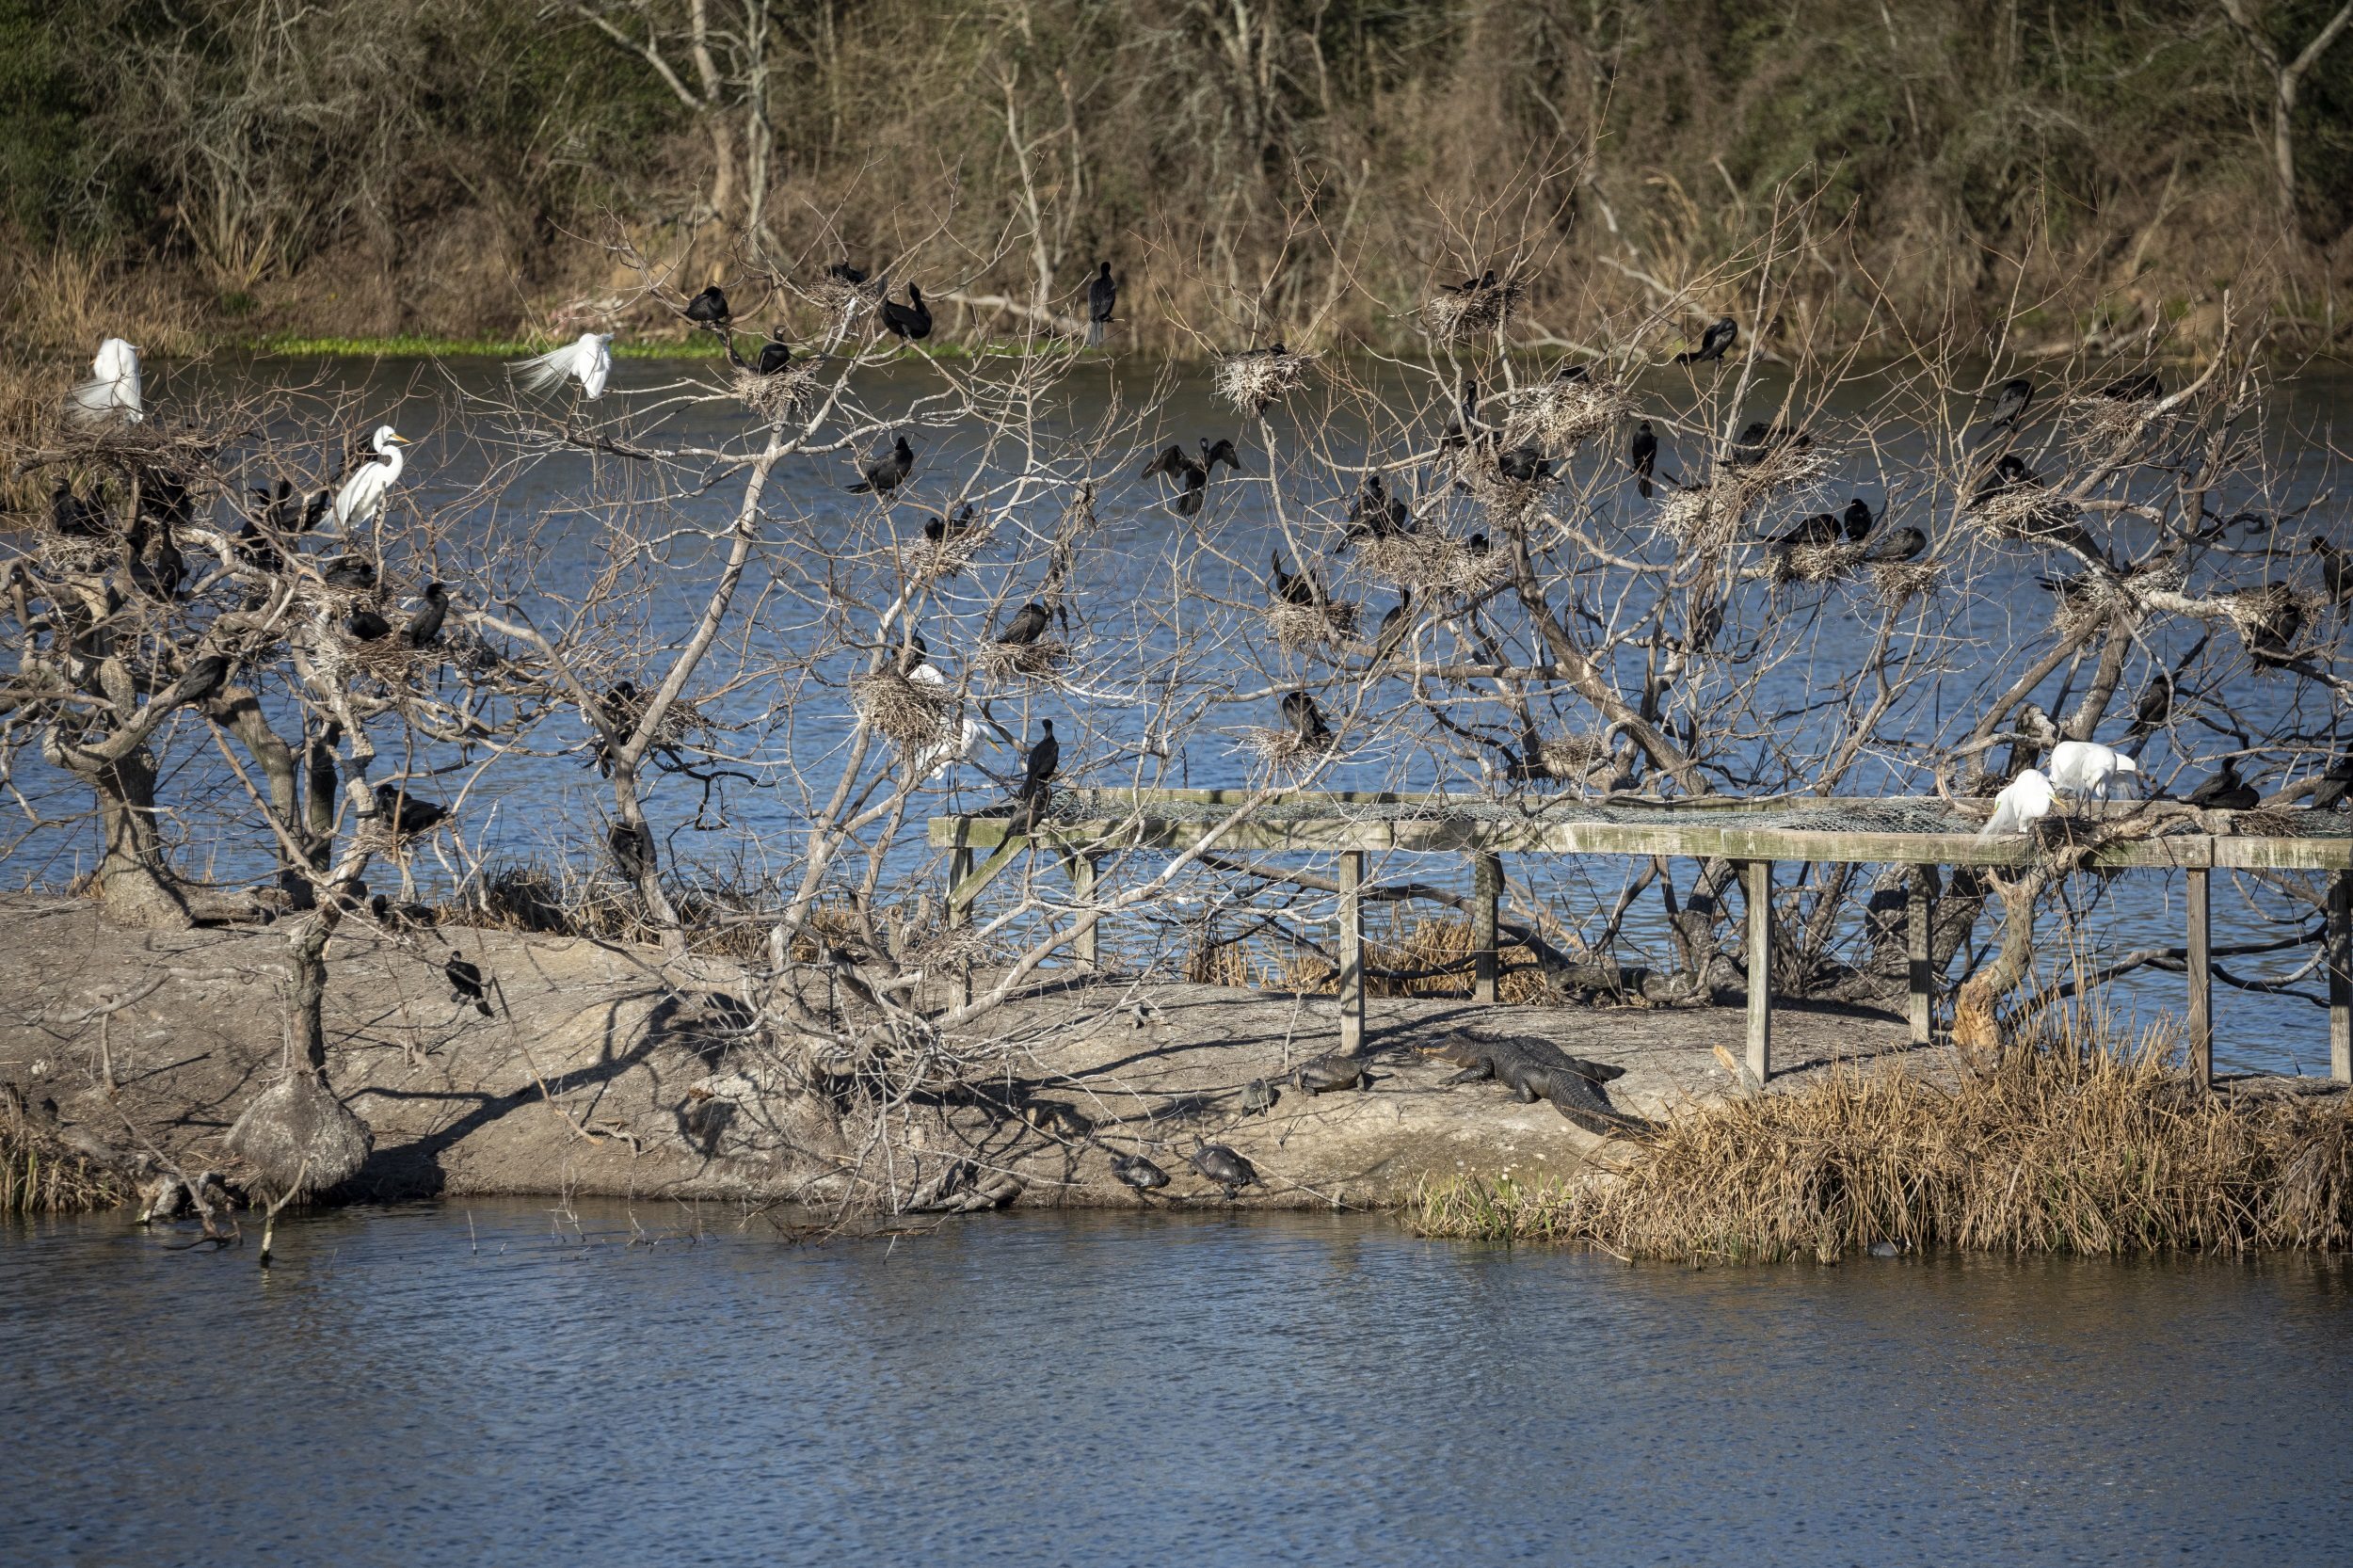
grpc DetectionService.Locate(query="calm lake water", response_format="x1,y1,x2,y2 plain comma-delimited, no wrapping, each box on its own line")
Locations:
8,357,2349,1074
4,1200,2349,1566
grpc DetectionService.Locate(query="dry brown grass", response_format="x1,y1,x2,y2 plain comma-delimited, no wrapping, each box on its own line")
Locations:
2,1122,137,1215
1411,1021,2353,1258
1184,911,1560,1003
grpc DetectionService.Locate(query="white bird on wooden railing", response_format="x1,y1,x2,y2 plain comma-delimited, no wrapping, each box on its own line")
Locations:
2048,740,2140,801
1978,767,2056,837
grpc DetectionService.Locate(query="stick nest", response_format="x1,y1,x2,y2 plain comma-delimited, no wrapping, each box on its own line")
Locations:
1657,448,1833,553
1771,540,1867,588
1968,487,2078,543
731,361,822,422
1873,560,1942,607
1241,727,1339,767
1355,531,1506,594
1263,600,1359,649
914,519,993,582
974,638,1070,682
1213,349,1317,416
2067,393,2171,456
224,1071,373,1202
1419,279,1522,344
1503,377,1629,450
2220,583,2305,642
851,669,957,748
792,275,883,324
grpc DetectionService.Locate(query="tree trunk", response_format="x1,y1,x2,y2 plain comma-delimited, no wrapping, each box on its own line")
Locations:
93,747,193,930
1952,868,2049,1068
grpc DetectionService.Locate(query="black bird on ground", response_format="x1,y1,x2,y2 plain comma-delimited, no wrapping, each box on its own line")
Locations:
880,284,932,341
1019,718,1060,799
2309,537,2352,606
403,583,449,648
1842,498,1875,542
923,503,981,542
1110,1152,1168,1192
847,436,915,495
608,822,656,880
1674,316,1737,365
50,478,105,537
2185,759,2259,811
826,262,868,285
996,600,1051,646
1086,262,1116,346
1497,445,1555,485
1861,526,1929,564
1629,421,1658,498
1268,552,1321,607
321,554,378,591
1279,690,1332,747
683,284,731,328
1978,376,2034,441
2312,751,2353,811
345,606,393,641
2099,372,2163,401
374,781,450,837
444,951,493,1017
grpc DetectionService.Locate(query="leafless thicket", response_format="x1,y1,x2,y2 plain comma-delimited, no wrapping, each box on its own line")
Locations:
5,180,2348,1218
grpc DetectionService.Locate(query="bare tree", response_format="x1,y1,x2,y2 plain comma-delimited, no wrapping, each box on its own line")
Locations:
2217,0,2353,225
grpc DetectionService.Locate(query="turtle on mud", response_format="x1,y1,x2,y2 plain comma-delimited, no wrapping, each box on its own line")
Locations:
1295,1053,1369,1096
1190,1141,1260,1199
1110,1152,1169,1192
1240,1078,1279,1115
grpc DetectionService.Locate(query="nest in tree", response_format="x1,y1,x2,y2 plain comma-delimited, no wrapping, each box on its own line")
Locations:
1658,448,1834,554
1451,458,1558,526
1263,599,1359,650
1419,278,1523,344
974,637,1070,682
1968,487,2078,543
1772,539,1867,587
1873,559,1942,607
914,519,993,582
2046,575,2133,639
1241,726,1338,767
852,668,956,749
1356,530,1506,594
224,1070,373,1202
2067,392,2171,456
1503,377,1629,450
793,275,883,327
730,361,822,422
1213,348,1316,416
2220,583,2304,643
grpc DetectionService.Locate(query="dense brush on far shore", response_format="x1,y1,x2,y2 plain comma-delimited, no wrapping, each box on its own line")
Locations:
5,1,2351,358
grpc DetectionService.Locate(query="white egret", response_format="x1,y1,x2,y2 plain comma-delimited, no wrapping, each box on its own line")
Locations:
904,657,982,782
511,332,613,399
69,337,143,424
334,425,411,528
2048,740,2140,801
1978,768,2057,837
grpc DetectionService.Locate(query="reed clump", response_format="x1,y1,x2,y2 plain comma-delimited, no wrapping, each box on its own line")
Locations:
2,1116,138,1215
1410,1033,2353,1258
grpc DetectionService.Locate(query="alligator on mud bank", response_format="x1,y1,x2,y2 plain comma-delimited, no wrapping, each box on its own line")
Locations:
1416,1033,1655,1136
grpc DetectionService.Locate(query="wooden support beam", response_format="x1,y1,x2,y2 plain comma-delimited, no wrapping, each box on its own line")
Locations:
1907,873,1933,1047
2330,872,2350,1085
1338,850,1366,1056
2186,868,2213,1084
1065,854,1099,972
948,845,974,1006
1745,859,1772,1085
1472,852,1501,1004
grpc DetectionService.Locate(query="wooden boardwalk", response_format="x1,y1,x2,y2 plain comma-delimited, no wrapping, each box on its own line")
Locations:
932,789,2353,1086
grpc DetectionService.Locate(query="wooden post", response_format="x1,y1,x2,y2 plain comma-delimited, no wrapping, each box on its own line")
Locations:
1745,859,1772,1085
1472,852,1501,1003
1066,854,1099,972
949,844,973,1006
1906,872,1933,1047
2329,872,2350,1084
2186,867,2212,1085
1338,850,1366,1056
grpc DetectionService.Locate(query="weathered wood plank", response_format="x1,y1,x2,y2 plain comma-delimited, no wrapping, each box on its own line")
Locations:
1907,874,1933,1047
1472,852,1501,1004
2330,872,2350,1085
2186,868,2213,1085
1338,851,1366,1056
1745,859,1772,1084
1064,853,1099,972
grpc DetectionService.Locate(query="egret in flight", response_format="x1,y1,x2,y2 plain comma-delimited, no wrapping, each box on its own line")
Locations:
335,426,411,528
70,338,143,424
512,332,613,399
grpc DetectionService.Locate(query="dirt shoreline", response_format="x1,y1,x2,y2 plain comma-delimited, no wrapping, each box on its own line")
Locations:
2,894,1935,1211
